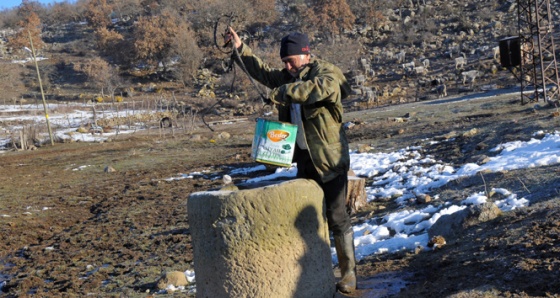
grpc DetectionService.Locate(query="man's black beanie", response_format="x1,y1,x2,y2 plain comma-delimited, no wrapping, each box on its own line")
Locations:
280,32,310,58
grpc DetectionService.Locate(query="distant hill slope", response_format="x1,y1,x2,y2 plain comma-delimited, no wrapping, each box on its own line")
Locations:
0,0,559,110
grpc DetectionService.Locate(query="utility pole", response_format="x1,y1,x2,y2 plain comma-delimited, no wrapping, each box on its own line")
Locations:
516,0,559,106
27,30,54,146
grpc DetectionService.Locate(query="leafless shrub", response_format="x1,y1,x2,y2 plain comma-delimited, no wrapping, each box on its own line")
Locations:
0,8,19,28
84,0,113,29
43,2,82,25
8,124,44,150
73,57,121,97
172,23,203,88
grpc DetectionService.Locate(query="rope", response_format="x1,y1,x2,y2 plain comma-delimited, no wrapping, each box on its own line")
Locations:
198,14,271,132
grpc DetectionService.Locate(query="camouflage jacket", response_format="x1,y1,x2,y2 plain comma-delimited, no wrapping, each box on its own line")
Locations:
234,44,351,182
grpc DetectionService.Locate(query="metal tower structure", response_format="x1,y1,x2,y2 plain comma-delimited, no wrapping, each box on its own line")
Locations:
517,0,560,105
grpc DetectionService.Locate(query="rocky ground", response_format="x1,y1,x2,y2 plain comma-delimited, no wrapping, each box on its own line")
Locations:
1,89,560,297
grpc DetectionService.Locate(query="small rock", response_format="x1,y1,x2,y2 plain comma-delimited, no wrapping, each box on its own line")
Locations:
344,122,356,130
357,144,373,153
435,131,458,140
157,271,189,290
475,142,488,150
462,128,478,138
478,156,491,164
217,131,231,140
428,235,446,249
222,175,232,185
469,154,490,165
104,166,116,173
77,127,89,133
415,193,432,204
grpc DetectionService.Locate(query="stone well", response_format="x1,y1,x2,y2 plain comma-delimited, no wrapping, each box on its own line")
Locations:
187,179,335,298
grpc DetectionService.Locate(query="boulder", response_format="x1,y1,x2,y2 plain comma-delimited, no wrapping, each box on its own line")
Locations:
428,202,502,243
187,179,335,298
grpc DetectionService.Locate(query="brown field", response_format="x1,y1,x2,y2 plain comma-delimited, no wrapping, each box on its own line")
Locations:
1,88,559,297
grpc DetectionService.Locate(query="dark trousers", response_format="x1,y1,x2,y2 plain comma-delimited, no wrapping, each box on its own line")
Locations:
296,149,351,236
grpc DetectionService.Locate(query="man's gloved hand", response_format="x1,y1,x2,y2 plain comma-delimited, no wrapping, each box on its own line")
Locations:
269,85,287,105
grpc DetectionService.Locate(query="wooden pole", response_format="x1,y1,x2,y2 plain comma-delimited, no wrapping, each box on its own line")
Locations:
27,30,54,146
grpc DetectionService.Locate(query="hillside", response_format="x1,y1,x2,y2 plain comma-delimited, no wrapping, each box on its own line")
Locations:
1,0,553,113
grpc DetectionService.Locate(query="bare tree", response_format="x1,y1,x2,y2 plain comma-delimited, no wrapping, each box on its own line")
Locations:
73,57,121,98
8,2,44,54
186,0,277,49
93,26,134,65
132,9,181,74
111,0,143,20
84,0,114,29
44,2,81,25
346,0,386,31
0,8,20,29
94,26,123,51
172,22,203,87
302,0,356,41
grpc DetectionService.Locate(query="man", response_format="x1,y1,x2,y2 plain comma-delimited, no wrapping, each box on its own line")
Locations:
226,27,356,293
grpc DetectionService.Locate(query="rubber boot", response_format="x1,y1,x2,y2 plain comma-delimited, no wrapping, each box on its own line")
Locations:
334,229,357,293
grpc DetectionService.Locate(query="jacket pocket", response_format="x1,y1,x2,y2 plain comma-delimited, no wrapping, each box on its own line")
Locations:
322,142,345,172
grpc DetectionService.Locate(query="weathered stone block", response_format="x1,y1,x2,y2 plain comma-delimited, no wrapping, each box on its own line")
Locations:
187,179,335,298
